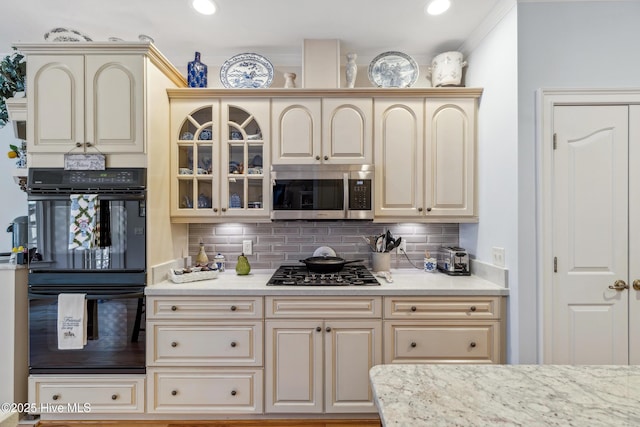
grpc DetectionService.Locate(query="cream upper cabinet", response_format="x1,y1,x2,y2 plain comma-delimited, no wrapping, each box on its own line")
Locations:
169,97,270,222
272,97,372,165
374,99,424,217
374,93,479,222
27,54,144,154
424,98,477,218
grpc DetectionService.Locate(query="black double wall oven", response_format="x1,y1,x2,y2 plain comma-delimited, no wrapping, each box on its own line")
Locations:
27,168,147,374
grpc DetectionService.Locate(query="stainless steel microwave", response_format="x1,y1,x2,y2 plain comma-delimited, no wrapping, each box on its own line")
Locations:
271,165,373,220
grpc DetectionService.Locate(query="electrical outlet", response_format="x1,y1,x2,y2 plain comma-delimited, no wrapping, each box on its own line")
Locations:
397,240,407,253
242,240,253,255
492,247,505,267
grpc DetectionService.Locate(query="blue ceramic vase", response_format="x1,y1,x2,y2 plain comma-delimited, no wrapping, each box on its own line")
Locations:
188,52,208,88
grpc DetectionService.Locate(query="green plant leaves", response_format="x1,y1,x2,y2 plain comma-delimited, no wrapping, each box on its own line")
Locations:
0,48,26,128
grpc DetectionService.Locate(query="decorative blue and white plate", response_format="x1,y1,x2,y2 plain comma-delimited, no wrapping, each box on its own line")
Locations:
220,53,274,89
368,51,419,88
44,27,92,42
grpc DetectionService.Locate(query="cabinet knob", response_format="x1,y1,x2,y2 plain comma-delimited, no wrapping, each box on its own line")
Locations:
171,341,178,347
75,142,82,148
230,305,237,311
326,326,332,332
324,155,329,161
410,342,417,348
470,342,477,348
470,306,477,312
410,306,417,312
52,394,60,401
231,390,237,396
230,341,237,347
426,207,432,212
171,305,178,311
213,208,218,212
418,207,423,212
316,326,322,332
222,207,227,212
85,142,92,147
111,394,118,400
609,280,629,291
171,390,178,396
315,155,321,160
634,279,640,291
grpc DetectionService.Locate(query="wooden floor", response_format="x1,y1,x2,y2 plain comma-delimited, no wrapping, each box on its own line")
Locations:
36,419,382,427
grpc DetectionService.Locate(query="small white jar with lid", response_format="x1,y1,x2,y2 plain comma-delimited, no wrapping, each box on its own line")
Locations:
214,253,225,272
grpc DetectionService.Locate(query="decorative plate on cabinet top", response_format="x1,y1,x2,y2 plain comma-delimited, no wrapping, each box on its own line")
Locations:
368,51,419,88
44,27,92,42
220,53,274,89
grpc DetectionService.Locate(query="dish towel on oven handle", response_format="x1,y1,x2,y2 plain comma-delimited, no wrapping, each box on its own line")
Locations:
69,194,98,250
57,293,87,350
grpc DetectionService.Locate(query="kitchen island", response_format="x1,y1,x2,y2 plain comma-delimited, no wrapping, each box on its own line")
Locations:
369,364,640,426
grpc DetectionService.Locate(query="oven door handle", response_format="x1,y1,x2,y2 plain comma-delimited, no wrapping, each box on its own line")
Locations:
28,289,144,300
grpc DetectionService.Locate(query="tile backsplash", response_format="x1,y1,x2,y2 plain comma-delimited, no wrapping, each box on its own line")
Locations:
189,221,459,270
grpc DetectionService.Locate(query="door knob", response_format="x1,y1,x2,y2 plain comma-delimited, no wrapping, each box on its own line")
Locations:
633,280,640,291
608,280,629,291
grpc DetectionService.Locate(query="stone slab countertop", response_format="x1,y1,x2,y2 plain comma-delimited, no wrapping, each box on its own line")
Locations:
369,364,640,427
145,268,508,296
0,262,27,271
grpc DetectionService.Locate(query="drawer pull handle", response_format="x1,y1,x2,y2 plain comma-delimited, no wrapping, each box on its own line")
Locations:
111,394,118,400
230,305,237,311
230,341,237,347
52,394,60,401
231,390,237,396
470,306,477,312
410,306,417,312
470,342,477,348
171,305,178,311
171,390,178,396
410,342,417,348
326,326,332,332
171,341,178,347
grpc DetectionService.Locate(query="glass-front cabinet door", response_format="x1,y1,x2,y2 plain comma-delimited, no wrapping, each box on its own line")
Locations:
169,97,270,221
170,100,220,219
221,99,270,218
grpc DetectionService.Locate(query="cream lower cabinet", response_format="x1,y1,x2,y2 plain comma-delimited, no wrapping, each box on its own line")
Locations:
374,91,481,222
28,375,145,414
146,296,264,414
264,296,382,414
383,296,505,364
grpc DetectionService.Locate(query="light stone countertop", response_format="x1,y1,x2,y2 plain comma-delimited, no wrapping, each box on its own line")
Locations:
0,262,27,270
369,364,640,427
145,268,508,296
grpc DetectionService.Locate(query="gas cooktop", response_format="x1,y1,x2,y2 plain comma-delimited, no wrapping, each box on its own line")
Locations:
266,265,380,286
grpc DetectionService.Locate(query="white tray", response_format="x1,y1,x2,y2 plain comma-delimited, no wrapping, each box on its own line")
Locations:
169,269,218,283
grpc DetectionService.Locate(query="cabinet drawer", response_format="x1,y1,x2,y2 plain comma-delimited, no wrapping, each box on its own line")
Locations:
384,321,501,364
28,375,145,413
266,296,382,319
147,296,263,319
147,368,263,414
148,321,263,366
384,296,501,320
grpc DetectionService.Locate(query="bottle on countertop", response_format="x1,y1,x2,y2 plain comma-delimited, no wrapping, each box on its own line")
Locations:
196,243,209,265
214,253,225,272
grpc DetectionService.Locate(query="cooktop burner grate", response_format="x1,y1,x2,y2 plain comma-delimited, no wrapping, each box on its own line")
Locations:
267,265,380,286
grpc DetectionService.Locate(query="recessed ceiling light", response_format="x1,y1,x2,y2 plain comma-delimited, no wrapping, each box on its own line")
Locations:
192,0,216,15
425,0,451,16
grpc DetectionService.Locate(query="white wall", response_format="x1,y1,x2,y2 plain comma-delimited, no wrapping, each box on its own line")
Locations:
517,0,640,362
459,2,519,362
0,124,28,251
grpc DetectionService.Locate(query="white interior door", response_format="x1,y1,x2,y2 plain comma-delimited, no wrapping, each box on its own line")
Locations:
550,105,629,364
